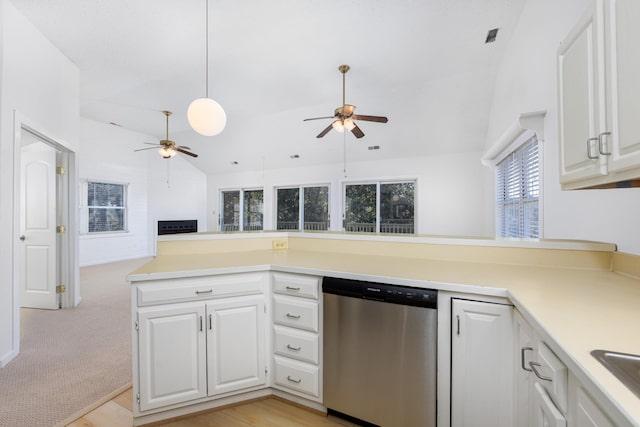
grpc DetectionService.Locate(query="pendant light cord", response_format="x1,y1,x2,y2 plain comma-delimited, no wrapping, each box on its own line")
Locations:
205,0,209,98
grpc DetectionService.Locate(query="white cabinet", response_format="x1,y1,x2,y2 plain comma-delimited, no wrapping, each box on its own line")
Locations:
451,299,514,427
533,382,567,427
514,310,534,427
270,272,322,401
133,273,268,415
558,0,640,189
206,295,266,396
137,303,207,411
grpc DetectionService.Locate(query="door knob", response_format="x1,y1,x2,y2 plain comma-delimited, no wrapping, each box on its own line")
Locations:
19,235,25,241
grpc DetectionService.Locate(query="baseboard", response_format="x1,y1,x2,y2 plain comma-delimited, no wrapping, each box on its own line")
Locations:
53,382,132,427
0,349,19,368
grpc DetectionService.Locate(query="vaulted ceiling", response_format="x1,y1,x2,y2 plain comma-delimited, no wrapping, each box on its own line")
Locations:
10,0,526,174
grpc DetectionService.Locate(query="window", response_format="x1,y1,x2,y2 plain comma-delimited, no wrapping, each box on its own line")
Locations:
220,189,263,231
276,186,330,231
344,181,415,234
496,135,539,238
84,181,127,233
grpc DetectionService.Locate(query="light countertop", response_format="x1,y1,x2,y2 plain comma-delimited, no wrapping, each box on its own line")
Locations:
128,246,640,425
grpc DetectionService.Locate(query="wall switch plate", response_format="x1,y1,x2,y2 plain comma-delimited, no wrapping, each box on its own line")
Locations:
272,240,288,250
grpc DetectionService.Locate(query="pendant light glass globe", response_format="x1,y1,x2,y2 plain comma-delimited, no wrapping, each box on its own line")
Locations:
187,97,226,136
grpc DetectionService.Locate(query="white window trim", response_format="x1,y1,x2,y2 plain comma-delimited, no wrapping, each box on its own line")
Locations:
219,187,264,232
273,184,331,231
342,179,417,234
483,111,546,239
80,179,130,235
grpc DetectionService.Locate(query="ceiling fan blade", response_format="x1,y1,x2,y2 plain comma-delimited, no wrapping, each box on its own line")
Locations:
134,146,160,152
144,142,160,146
352,114,388,123
303,116,334,122
177,145,191,150
316,122,335,138
350,123,365,139
176,147,198,158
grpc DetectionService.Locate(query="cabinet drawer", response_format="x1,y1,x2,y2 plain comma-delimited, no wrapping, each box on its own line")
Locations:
273,295,319,332
272,273,320,299
535,341,568,413
273,355,319,398
273,325,319,365
137,273,265,306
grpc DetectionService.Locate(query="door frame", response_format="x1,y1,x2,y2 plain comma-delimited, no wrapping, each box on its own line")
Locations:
11,111,79,354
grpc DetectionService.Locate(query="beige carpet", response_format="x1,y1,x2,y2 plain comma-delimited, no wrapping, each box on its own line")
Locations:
0,257,150,427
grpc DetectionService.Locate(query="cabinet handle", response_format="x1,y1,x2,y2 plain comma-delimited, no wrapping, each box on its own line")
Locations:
209,314,212,330
529,361,552,381
521,347,533,372
286,344,301,351
199,316,203,332
587,137,600,159
287,375,302,384
456,315,460,336
195,289,213,295
286,313,301,319
286,286,301,291
598,131,612,155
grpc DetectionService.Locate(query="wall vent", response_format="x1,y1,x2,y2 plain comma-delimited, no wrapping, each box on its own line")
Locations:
485,28,499,44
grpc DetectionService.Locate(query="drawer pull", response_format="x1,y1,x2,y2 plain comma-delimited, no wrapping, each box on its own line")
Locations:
195,289,213,295
521,347,533,372
587,137,599,159
286,286,301,291
529,362,552,381
286,344,301,351
287,375,302,384
286,313,301,319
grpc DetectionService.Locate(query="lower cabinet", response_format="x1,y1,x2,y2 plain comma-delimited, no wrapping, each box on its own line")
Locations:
134,273,268,415
451,298,514,427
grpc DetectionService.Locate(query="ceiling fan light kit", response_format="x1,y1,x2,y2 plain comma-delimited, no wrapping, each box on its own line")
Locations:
187,0,226,136
304,64,388,139
134,110,199,159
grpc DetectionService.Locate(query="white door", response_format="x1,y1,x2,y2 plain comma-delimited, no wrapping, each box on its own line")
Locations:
20,147,58,309
558,3,608,185
137,303,207,411
451,299,514,427
207,295,266,396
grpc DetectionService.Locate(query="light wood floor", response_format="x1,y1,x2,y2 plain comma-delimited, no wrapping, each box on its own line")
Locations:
67,388,359,427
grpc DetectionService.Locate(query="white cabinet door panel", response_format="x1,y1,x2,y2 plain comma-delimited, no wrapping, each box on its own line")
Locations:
533,383,567,427
451,299,514,427
138,303,206,411
207,295,266,396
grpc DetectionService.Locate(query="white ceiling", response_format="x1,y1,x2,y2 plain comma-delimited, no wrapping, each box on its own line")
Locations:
10,0,526,175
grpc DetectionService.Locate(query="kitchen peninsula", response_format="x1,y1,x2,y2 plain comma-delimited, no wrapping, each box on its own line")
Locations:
128,232,640,427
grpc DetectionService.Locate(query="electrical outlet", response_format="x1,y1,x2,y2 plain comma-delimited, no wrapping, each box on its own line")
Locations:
272,239,288,250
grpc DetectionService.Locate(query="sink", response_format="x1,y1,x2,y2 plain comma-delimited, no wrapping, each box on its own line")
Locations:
591,349,640,399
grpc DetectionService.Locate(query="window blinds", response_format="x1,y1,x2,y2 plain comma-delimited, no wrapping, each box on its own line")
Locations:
496,136,539,238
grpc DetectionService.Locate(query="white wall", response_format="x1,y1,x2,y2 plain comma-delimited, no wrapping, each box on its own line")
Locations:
485,0,640,255
78,118,208,265
147,148,208,253
207,152,493,237
78,119,150,266
0,0,79,365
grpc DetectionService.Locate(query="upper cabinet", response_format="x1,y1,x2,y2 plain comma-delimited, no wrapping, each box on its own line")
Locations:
558,0,640,189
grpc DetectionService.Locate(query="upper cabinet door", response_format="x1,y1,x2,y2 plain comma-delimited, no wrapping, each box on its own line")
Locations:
558,2,608,186
605,0,640,172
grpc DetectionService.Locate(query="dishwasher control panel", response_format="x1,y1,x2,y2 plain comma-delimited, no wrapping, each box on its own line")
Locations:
323,277,437,309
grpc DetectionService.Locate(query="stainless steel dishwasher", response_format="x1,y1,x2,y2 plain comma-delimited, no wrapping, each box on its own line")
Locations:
323,277,437,427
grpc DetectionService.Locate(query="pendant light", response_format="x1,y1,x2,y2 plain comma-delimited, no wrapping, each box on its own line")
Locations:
187,0,226,136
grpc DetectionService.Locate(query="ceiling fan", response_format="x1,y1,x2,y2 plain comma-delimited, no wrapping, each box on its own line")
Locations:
304,64,388,139
135,110,198,158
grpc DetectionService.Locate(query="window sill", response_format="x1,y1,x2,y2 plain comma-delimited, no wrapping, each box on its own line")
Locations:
80,231,132,239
